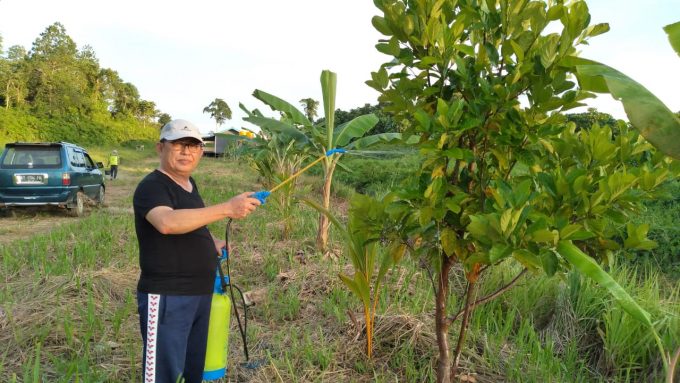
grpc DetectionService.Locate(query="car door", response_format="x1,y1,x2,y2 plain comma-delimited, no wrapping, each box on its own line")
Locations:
83,152,102,198
67,148,86,194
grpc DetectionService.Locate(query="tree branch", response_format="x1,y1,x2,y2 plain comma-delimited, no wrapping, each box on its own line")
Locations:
446,268,528,326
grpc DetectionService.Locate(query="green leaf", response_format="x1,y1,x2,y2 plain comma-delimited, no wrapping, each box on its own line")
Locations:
489,244,512,263
339,273,370,308
585,23,610,38
557,241,652,328
663,21,680,57
252,89,312,127
468,216,489,241
546,4,564,21
334,114,380,148
346,132,419,149
541,250,559,276
440,228,458,257
512,249,541,270
376,37,401,56
419,206,433,227
510,40,524,61
624,223,658,251
243,116,309,143
321,70,337,148
372,16,393,36
531,229,556,243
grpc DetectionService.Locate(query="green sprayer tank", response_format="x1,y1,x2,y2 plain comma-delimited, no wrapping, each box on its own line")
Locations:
203,273,231,380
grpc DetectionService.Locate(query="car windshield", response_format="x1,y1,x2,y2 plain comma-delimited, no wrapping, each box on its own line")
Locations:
1,146,62,169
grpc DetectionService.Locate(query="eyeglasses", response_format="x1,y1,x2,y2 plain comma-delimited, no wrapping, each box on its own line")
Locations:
162,139,204,153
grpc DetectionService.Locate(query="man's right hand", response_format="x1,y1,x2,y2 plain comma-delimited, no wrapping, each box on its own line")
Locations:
225,192,261,219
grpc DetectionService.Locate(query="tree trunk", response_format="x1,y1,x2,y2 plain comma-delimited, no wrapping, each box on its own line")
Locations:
315,164,335,252
435,255,454,383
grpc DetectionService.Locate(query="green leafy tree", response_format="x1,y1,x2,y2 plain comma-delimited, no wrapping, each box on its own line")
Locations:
203,98,232,130
333,103,401,135
26,22,91,115
299,97,319,122
566,107,617,131
112,81,140,118
0,45,29,109
97,68,121,112
157,113,172,127
369,1,678,381
136,99,157,128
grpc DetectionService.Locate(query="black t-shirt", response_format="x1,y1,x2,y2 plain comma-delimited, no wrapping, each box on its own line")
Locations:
133,170,217,295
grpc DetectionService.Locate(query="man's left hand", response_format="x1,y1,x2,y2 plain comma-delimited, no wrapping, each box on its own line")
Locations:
213,238,227,256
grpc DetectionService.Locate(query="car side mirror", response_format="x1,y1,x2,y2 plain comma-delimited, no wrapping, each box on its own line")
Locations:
96,162,104,168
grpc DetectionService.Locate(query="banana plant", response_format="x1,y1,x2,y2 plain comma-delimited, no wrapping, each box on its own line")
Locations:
300,194,406,359
242,70,404,252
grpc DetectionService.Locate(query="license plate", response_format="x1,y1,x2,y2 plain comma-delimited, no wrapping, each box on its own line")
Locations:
15,174,47,185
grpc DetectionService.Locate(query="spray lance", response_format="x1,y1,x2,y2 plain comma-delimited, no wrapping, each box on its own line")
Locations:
202,148,346,380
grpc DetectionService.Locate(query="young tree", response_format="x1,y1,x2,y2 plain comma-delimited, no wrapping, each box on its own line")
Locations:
203,98,232,130
369,1,678,381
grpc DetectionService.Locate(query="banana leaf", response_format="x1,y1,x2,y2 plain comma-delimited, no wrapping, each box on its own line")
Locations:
243,116,309,144
252,89,313,128
333,114,380,148
564,55,680,160
346,132,420,150
321,70,337,148
556,241,652,328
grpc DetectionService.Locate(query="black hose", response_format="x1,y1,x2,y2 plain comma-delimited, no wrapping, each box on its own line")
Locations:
220,218,250,361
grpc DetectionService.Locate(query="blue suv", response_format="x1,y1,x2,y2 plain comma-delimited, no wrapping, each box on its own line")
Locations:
0,142,106,217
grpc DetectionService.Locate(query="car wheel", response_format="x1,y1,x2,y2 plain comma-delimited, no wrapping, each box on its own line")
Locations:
67,191,85,217
96,185,105,206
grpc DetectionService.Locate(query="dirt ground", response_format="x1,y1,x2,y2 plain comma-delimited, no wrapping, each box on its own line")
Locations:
0,159,153,246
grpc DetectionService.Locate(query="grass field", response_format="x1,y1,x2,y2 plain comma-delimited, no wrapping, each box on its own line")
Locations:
0,146,678,382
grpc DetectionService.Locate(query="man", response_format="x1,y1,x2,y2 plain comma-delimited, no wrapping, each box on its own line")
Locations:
107,150,119,180
133,119,261,383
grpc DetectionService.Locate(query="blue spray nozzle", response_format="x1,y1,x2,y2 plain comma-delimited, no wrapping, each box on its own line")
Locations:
220,247,228,261
325,148,346,156
252,190,271,205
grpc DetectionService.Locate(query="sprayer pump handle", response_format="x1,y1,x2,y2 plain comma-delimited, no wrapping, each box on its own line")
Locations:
251,190,270,205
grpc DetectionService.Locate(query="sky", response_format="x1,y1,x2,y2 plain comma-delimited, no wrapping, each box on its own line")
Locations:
0,0,678,135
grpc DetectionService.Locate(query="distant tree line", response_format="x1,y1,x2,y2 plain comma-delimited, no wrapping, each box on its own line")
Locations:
324,103,401,135
0,23,167,129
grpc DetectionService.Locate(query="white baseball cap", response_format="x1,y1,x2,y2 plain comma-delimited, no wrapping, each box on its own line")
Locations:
160,119,203,142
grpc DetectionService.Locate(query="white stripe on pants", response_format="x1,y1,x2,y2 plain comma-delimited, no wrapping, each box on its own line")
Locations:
144,294,160,382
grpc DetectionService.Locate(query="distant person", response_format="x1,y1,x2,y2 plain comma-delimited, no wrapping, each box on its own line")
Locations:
107,150,119,180
133,119,261,383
